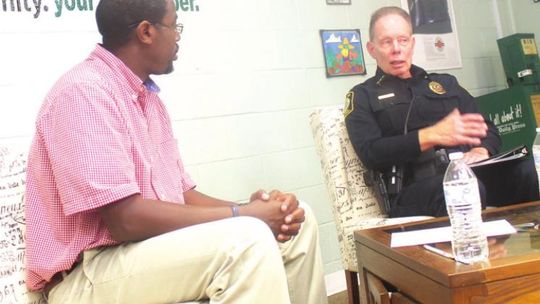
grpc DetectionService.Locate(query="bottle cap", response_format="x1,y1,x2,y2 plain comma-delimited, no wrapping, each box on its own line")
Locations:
537,127,540,133
448,151,464,161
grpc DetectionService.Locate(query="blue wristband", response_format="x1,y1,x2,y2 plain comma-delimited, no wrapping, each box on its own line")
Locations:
231,205,239,217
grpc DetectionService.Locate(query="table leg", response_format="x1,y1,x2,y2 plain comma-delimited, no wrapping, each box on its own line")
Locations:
345,270,360,304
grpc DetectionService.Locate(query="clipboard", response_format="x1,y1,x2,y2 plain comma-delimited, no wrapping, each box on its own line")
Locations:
469,145,528,168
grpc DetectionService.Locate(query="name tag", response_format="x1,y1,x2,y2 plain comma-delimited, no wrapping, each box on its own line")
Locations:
378,93,395,100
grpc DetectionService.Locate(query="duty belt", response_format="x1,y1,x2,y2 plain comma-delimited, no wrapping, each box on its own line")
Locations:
407,148,450,183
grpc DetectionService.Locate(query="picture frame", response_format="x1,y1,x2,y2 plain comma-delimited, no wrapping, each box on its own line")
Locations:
319,29,366,77
326,0,351,4
401,0,462,70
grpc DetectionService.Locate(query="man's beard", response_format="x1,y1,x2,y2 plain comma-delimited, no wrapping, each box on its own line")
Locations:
163,62,174,74
162,45,178,74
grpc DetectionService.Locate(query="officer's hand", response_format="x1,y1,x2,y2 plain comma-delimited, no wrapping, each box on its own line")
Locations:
419,109,488,150
463,147,489,164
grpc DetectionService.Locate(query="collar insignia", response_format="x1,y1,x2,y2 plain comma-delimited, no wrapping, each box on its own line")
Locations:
376,75,385,85
343,91,354,118
428,81,446,95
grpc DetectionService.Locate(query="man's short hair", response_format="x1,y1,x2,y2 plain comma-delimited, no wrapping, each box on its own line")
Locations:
96,0,169,49
369,6,412,41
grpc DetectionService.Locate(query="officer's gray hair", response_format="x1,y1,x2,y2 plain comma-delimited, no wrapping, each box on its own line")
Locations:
369,6,412,41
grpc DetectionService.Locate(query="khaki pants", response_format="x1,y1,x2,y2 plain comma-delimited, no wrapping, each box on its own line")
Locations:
48,203,327,304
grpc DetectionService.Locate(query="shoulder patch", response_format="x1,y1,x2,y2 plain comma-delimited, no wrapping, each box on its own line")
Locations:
344,91,354,118
428,81,446,95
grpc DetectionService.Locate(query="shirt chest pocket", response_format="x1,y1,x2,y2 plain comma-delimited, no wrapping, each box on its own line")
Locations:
415,89,460,123
369,94,411,135
150,139,183,202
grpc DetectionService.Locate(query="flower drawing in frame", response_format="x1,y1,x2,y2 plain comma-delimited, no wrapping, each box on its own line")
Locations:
320,29,366,77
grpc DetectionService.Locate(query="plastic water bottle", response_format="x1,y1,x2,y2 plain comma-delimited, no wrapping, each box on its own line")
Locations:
533,128,540,193
443,152,488,264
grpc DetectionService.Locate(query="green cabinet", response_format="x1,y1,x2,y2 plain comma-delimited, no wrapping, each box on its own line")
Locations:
476,33,540,151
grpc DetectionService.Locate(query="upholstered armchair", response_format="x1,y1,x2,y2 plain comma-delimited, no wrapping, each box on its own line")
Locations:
0,139,205,304
310,106,430,304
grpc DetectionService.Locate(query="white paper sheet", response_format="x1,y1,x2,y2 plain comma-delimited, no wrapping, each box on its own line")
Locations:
390,219,517,247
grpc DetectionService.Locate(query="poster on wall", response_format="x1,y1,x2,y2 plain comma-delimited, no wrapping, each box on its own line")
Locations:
320,29,366,77
401,0,462,71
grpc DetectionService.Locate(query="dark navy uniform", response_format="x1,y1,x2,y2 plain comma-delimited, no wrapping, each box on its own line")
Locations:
345,65,539,217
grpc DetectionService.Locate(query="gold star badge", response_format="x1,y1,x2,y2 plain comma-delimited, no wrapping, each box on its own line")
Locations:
344,91,354,118
428,81,446,95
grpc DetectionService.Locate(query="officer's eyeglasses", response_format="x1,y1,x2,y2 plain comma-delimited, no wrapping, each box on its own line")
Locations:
378,36,411,49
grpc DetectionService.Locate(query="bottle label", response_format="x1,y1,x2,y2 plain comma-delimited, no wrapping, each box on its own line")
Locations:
443,179,481,206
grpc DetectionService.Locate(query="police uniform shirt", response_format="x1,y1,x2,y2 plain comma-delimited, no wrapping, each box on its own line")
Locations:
344,65,501,173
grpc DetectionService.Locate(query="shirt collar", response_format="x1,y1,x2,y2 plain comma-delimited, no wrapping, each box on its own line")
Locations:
143,79,161,93
374,65,428,86
89,44,160,99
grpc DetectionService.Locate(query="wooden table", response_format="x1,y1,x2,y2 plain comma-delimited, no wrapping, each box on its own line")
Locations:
354,201,540,304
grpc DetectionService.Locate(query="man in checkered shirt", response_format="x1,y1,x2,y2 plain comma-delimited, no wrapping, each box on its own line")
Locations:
24,0,327,303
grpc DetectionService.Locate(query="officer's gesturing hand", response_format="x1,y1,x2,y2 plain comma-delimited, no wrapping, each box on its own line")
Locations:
419,108,488,151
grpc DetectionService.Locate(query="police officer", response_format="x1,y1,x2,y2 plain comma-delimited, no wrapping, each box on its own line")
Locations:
345,6,539,217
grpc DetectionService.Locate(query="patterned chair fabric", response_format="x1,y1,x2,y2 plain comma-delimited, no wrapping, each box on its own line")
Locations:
0,139,206,304
0,138,45,304
309,106,430,272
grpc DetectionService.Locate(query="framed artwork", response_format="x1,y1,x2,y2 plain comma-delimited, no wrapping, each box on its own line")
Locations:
319,29,366,77
326,0,351,4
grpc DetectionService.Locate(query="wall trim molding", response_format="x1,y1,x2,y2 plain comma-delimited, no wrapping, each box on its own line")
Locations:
325,270,347,296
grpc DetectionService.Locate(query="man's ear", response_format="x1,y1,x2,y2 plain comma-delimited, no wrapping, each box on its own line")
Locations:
366,41,376,59
134,20,154,45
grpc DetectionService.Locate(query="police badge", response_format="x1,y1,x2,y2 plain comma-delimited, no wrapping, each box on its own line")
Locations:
428,81,446,95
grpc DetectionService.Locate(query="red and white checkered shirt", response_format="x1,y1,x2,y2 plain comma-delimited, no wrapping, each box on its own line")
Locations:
25,44,195,291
